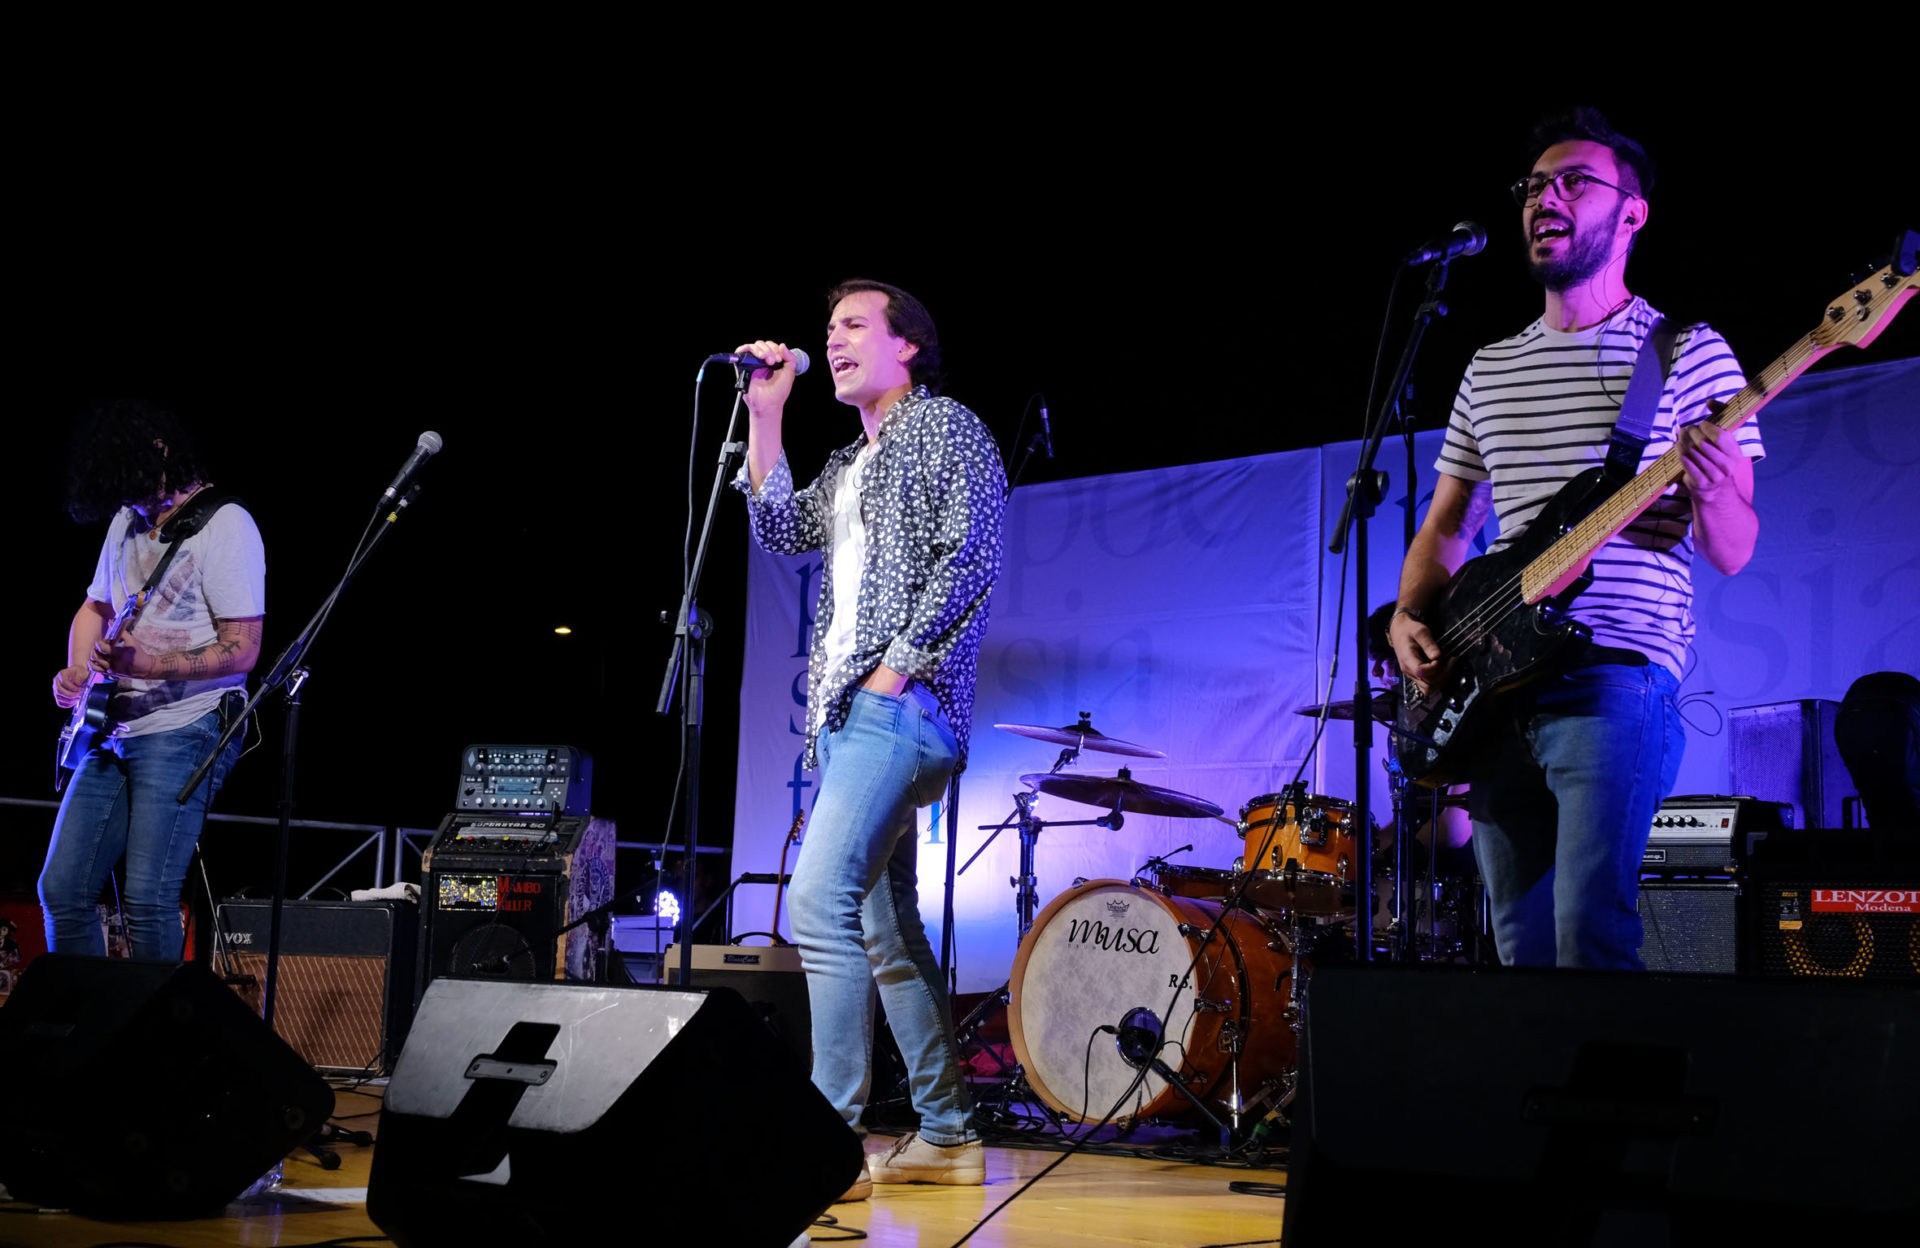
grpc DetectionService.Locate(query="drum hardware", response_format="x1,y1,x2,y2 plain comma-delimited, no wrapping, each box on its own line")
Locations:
1293,688,1401,724
1194,996,1232,1015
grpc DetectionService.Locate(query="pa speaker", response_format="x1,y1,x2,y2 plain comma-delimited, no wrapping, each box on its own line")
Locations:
367,978,861,1247
0,954,334,1218
1283,965,1918,1244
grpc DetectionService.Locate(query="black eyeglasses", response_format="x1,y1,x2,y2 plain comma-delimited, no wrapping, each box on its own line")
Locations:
1510,169,1631,207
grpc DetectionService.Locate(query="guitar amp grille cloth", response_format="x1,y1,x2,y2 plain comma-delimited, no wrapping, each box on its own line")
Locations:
215,899,417,1075
1742,829,1920,982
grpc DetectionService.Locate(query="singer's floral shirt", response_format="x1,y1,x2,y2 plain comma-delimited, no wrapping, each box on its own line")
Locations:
734,385,1006,771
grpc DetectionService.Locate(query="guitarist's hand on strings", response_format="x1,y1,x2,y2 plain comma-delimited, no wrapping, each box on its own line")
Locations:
88,635,148,679
52,665,90,709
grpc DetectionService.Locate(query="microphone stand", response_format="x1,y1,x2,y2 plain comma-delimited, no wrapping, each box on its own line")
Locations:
176,485,423,1029
942,414,1053,990
1327,254,1453,964
656,364,754,988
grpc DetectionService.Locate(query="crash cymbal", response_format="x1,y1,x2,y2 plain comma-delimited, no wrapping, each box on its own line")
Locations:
1021,768,1223,819
995,712,1166,758
1294,688,1400,724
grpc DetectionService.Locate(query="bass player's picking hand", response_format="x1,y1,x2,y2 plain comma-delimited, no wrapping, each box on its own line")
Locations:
53,664,90,709
1389,610,1447,696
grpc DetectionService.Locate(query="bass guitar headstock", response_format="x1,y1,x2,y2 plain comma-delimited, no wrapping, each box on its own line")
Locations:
1813,229,1918,350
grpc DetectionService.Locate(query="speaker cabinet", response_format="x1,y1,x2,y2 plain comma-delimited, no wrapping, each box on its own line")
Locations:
1636,881,1738,973
0,955,334,1219
1283,965,1918,1243
1729,698,1852,830
215,898,418,1074
367,978,860,1247
1742,828,1920,981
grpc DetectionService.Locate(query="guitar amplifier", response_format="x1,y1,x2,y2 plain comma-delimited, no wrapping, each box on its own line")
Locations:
214,898,418,1075
663,943,811,1073
1728,699,1852,830
1639,794,1792,874
422,814,615,992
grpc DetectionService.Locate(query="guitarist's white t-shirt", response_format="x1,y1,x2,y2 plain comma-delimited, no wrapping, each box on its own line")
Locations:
85,504,267,738
1436,298,1763,678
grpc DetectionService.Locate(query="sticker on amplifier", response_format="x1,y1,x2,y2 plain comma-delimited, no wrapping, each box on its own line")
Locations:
1810,889,1920,914
1776,890,1802,931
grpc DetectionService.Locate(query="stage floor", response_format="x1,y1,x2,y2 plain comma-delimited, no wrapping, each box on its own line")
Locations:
0,1087,1287,1248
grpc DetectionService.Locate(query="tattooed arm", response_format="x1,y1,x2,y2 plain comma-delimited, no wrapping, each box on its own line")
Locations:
91,616,265,682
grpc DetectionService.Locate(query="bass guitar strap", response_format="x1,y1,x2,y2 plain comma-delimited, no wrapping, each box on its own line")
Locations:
1603,318,1679,483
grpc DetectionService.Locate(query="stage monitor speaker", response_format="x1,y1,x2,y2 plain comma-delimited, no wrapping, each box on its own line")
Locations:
367,977,861,1248
0,954,334,1219
1283,965,1918,1244
1729,698,1852,829
1636,881,1738,973
215,898,418,1074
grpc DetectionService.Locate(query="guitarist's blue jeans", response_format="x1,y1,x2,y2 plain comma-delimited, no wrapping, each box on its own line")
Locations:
39,703,243,960
1468,662,1685,969
785,684,977,1146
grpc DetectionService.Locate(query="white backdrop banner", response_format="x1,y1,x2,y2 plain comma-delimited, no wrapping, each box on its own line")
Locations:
733,357,1918,991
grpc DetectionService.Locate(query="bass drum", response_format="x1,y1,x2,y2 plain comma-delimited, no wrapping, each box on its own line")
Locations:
1008,880,1294,1125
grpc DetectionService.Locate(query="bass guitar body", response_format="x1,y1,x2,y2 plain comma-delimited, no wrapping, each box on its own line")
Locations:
56,679,119,787
1393,467,1618,787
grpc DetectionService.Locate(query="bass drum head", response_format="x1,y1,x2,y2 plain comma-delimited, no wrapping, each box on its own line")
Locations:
1009,879,1287,1124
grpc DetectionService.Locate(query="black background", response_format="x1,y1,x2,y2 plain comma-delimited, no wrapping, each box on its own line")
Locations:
7,75,1914,920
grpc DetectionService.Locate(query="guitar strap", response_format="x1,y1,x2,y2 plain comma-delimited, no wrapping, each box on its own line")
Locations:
1602,318,1680,483
131,492,241,601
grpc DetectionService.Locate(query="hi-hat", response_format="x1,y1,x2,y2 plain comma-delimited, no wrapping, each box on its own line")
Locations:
1022,768,1223,819
1294,688,1400,724
996,712,1165,758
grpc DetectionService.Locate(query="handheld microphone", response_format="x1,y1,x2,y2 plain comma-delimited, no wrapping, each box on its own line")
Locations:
1039,402,1055,458
708,349,813,375
381,431,442,502
1405,221,1488,266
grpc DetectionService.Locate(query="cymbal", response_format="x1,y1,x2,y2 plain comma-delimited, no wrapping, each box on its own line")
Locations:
995,714,1166,758
1021,768,1223,819
1294,688,1400,724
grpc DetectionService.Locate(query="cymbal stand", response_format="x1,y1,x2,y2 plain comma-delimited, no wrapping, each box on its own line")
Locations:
1276,907,1315,1116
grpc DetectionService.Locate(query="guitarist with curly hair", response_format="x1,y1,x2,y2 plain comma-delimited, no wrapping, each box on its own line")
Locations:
1390,109,1762,970
43,400,265,961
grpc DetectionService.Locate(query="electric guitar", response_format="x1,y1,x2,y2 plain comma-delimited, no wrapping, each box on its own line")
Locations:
54,591,148,790
1395,235,1918,787
769,810,805,943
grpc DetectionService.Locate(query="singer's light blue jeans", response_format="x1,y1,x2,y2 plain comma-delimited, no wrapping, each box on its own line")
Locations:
786,684,976,1146
40,702,243,959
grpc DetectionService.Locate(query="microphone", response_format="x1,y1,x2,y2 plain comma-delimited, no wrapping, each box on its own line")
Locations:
1405,221,1487,266
381,431,442,502
1039,402,1055,458
708,349,812,375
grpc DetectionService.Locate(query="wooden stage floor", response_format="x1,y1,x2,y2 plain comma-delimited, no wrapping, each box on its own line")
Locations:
0,1088,1287,1248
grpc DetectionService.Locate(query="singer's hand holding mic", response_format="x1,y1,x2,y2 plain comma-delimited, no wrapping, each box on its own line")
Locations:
730,340,810,418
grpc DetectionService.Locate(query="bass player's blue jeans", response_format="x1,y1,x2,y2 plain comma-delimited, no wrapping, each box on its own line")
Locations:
40,702,243,960
1468,662,1685,969
786,684,976,1146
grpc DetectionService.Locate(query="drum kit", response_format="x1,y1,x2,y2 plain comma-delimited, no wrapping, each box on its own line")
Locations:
963,701,1489,1142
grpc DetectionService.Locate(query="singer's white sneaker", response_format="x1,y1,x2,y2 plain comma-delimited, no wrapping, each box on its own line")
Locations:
867,1133,985,1186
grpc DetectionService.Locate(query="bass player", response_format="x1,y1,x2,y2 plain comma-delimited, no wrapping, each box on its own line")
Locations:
1389,109,1762,970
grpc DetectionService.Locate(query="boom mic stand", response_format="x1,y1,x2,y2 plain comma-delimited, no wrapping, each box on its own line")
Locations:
1328,252,1455,963
176,484,423,1030
657,362,755,988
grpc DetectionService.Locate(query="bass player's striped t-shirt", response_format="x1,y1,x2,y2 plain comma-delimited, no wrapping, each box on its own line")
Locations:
1436,297,1762,678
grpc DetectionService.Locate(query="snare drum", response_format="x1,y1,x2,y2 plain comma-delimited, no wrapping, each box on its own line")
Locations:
1009,880,1294,1125
1141,862,1239,902
1237,792,1360,914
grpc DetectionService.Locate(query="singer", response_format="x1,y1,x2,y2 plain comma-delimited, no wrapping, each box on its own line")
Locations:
733,280,1005,1197
42,400,263,958
1390,108,1762,970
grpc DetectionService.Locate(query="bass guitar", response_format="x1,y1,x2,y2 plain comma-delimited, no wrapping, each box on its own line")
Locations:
1396,235,1918,787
